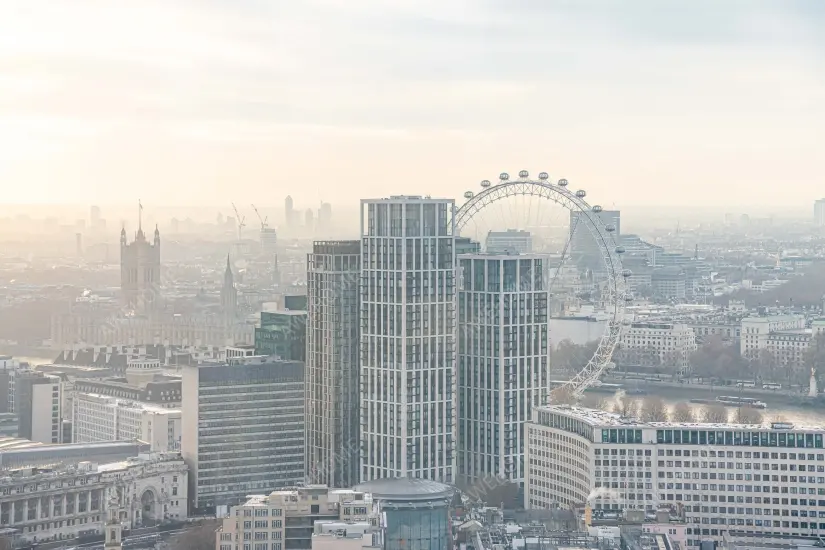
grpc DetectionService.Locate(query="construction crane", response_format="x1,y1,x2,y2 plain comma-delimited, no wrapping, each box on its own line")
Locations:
251,204,268,229
231,202,246,241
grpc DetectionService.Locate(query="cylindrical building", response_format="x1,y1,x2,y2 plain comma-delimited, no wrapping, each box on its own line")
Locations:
356,478,453,550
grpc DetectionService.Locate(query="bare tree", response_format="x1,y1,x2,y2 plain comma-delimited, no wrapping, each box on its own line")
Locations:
549,385,577,405
170,521,219,550
701,404,729,423
612,395,639,418
0,537,11,550
733,408,764,425
638,396,668,421
597,398,613,412
671,402,696,422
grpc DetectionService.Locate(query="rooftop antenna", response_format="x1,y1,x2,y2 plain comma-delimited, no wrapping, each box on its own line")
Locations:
138,199,143,231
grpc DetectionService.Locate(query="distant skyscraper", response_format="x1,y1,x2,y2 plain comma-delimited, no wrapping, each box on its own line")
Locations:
816,199,825,227
90,205,102,230
220,255,237,317
360,196,456,483
318,202,332,233
305,240,361,488
285,195,295,228
457,254,548,488
569,209,620,270
305,208,314,232
120,208,161,313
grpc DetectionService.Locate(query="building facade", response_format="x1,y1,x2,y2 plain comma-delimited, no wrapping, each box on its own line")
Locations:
740,315,805,359
305,241,361,488
617,322,697,374
72,392,181,451
457,254,548,486
0,452,186,546
359,196,457,483
570,210,621,270
181,358,305,513
485,230,533,254
15,371,61,444
216,485,375,550
120,221,161,313
526,405,825,548
254,311,307,362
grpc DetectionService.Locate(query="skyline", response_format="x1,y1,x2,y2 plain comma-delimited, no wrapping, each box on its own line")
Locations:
1,1,823,207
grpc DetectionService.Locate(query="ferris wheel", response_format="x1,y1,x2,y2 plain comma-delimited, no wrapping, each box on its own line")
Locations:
451,170,629,398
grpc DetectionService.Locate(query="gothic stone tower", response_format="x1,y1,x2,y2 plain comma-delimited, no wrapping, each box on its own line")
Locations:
120,208,161,313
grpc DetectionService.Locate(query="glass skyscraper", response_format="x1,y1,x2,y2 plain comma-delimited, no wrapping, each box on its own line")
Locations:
359,196,456,483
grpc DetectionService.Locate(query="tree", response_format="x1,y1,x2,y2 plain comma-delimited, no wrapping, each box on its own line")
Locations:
0,537,11,550
671,402,696,422
549,385,577,405
171,521,220,550
733,407,764,425
613,395,639,418
701,404,729,423
638,396,668,421
805,333,825,380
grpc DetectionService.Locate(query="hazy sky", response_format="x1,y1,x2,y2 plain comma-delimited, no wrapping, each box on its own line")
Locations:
1,1,823,209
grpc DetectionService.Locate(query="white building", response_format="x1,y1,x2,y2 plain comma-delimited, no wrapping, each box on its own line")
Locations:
457,253,548,486
216,485,375,550
72,392,181,451
0,452,187,546
526,405,825,548
15,371,61,444
740,315,805,359
618,322,697,373
549,316,609,349
359,196,456,483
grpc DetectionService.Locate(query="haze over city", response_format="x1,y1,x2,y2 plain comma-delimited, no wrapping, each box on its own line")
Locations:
1,0,823,208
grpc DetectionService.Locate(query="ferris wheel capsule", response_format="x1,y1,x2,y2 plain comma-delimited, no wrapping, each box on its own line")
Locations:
499,172,509,181
605,224,615,233
592,205,603,213
622,269,632,277
558,178,568,187
538,172,549,180
463,191,474,199
481,180,491,188
518,170,529,179
615,246,625,254
576,190,586,198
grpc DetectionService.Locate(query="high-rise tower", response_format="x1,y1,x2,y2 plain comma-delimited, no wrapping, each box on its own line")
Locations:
120,204,161,313
220,254,238,317
285,195,295,228
305,240,361,488
457,253,548,489
359,196,456,483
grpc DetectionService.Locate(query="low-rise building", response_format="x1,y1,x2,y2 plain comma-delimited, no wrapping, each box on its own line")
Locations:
0,452,187,546
215,485,375,550
741,315,806,359
72,392,181,451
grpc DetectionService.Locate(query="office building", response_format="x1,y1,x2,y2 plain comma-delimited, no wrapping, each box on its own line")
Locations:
651,267,687,301
816,199,825,227
72,392,181,451
216,485,375,550
254,310,307,361
0,356,22,414
120,215,161,313
306,241,361,488
359,196,457,483
485,229,533,254
181,357,304,513
618,322,697,374
570,209,621,269
15,371,61,444
285,196,295,228
526,405,825,548
457,253,548,486
740,315,806,359
0,452,186,546
261,227,278,256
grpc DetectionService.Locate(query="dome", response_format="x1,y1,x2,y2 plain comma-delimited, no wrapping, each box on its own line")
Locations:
355,477,453,502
